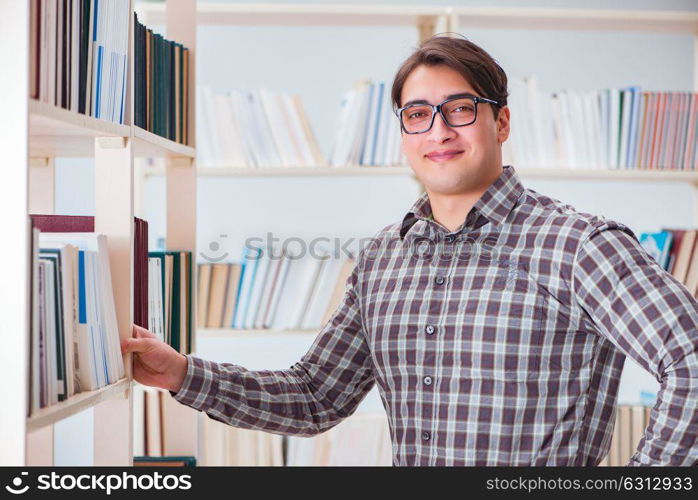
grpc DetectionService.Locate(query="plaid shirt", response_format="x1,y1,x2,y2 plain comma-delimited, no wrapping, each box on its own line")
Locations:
173,165,698,466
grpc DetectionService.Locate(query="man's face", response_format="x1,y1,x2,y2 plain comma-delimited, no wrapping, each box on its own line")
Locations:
399,64,510,195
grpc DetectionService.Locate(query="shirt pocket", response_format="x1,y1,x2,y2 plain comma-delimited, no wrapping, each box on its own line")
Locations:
453,258,546,382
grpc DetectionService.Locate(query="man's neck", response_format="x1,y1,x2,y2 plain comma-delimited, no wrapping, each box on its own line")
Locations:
427,166,503,233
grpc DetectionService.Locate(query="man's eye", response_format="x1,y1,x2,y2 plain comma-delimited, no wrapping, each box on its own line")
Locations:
408,112,425,119
453,106,474,113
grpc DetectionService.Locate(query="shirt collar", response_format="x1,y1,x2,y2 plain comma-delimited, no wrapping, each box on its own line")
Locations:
399,165,524,240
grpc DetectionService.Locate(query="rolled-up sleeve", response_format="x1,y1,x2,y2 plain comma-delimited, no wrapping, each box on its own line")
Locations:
572,222,698,466
171,259,375,437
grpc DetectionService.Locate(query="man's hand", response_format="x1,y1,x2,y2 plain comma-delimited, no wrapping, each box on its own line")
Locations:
121,324,188,393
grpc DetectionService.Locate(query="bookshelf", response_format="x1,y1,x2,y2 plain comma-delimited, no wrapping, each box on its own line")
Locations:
0,0,197,466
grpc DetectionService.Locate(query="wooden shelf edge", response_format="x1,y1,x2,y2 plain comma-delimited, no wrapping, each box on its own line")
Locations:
29,99,130,141
26,378,131,432
133,126,196,159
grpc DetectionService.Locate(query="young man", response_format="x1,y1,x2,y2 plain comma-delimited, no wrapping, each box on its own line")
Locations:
122,36,698,466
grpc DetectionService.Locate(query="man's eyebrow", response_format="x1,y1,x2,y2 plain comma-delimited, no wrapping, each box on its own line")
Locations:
402,92,477,107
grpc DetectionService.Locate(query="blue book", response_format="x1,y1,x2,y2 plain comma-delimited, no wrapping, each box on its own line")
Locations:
232,246,261,329
639,231,673,270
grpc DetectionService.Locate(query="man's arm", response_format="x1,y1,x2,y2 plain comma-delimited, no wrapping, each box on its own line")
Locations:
572,222,698,466
170,259,375,437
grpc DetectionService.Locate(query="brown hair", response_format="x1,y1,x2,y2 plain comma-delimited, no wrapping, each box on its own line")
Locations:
391,34,509,118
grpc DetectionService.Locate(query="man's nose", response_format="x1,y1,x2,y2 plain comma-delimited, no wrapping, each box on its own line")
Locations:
427,110,456,141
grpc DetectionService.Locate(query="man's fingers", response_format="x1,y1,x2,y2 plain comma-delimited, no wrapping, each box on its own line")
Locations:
121,337,151,354
132,324,158,340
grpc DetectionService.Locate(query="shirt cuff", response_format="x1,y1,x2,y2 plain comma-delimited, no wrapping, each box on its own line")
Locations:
169,354,221,412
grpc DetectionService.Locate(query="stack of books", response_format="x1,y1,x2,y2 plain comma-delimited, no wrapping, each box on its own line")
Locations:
29,0,130,123
330,79,405,167
133,13,190,144
504,76,697,170
196,85,323,168
148,251,193,354
29,227,124,415
197,247,354,331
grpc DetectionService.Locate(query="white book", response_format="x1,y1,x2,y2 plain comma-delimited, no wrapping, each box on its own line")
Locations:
573,91,590,168
627,88,643,170
329,89,357,166
609,89,621,169
254,247,283,329
227,92,255,167
229,90,259,168
47,0,56,106
86,252,107,387
559,92,576,169
70,0,79,112
369,82,387,166
132,384,146,456
249,90,283,167
374,87,392,166
263,251,292,328
301,255,344,329
526,76,548,168
282,92,315,166
507,78,528,167
271,249,308,330
598,90,609,169
348,83,372,165
360,83,380,166
152,258,164,340
43,259,58,404
212,94,242,166
85,0,95,115
244,247,272,329
288,254,325,330
260,88,296,167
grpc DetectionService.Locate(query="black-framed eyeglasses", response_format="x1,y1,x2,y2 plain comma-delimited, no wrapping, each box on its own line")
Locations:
395,95,499,134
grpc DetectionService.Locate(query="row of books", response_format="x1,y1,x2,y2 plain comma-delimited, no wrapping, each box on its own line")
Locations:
197,248,354,330
29,0,130,123
148,251,194,355
330,79,405,167
598,405,651,466
196,86,323,168
506,76,697,170
133,14,190,145
639,228,698,296
30,229,124,414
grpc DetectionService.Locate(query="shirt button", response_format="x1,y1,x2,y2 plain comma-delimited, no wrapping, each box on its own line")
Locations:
434,276,445,285
421,431,431,441
444,235,454,243
425,325,435,335
423,376,432,386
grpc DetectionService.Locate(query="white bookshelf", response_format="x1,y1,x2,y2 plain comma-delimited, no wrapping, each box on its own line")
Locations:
0,0,198,466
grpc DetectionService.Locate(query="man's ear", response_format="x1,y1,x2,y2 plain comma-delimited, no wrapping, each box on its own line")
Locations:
496,105,510,144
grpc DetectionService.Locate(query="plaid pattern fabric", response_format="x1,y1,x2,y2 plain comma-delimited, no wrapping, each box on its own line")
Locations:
173,165,698,466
